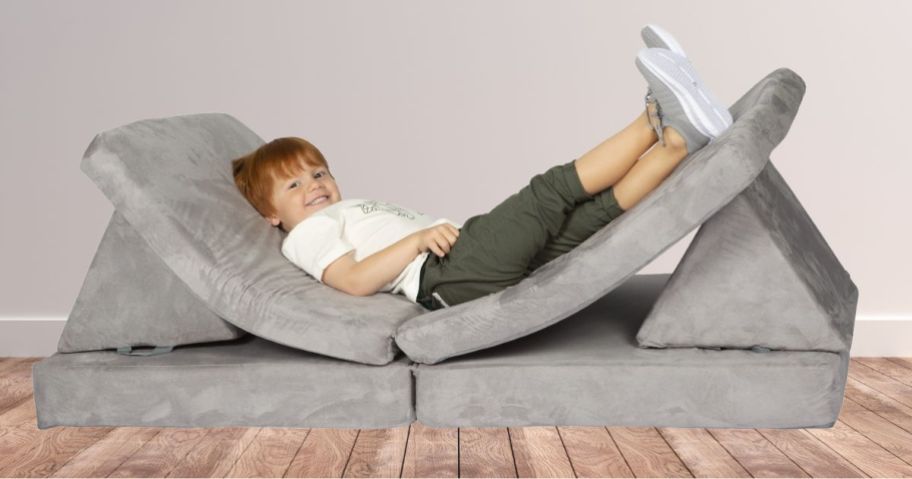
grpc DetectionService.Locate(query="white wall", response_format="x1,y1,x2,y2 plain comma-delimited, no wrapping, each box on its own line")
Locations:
1,1,908,351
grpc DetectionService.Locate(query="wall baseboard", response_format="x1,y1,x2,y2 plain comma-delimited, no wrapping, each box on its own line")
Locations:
1,316,909,358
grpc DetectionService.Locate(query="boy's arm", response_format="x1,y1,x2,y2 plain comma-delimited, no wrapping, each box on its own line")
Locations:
322,233,422,297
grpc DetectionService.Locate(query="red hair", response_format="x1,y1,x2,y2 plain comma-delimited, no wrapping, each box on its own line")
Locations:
232,137,331,220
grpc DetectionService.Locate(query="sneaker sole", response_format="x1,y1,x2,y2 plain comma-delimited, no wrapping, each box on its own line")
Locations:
641,25,734,127
642,24,687,57
637,48,729,138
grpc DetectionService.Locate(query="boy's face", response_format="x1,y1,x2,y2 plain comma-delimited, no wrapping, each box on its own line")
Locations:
267,159,341,232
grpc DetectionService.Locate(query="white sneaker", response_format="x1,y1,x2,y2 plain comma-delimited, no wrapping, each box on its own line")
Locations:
636,48,731,154
640,24,733,128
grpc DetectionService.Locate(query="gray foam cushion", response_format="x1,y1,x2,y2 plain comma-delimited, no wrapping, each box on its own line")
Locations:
80,113,427,366
395,68,807,365
34,274,848,430
59,211,245,353
414,274,847,428
34,334,415,429
635,161,858,353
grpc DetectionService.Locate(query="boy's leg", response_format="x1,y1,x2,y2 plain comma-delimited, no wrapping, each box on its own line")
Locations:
417,112,672,309
574,110,657,197
524,186,625,273
417,159,594,309
526,130,689,272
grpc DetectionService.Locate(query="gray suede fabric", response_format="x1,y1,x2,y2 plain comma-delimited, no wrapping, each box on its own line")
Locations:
80,113,427,366
33,334,415,429
33,66,857,430
636,161,858,352
414,275,848,429
34,274,849,429
58,211,246,353
395,68,808,365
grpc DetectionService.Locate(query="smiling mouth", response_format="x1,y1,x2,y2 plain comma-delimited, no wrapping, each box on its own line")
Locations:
307,195,329,206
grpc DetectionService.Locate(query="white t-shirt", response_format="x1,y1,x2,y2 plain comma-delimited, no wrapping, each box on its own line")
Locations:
281,198,462,303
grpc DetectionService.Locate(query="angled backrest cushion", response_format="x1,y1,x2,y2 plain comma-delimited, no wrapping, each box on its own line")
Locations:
394,68,807,364
59,211,246,353
80,113,427,365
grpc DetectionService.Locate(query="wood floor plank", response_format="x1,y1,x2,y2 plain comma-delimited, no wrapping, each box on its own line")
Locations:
0,358,26,376
458,427,516,478
708,428,809,477
49,427,160,477
0,426,81,473
849,359,912,409
0,424,113,477
225,427,309,478
557,426,633,478
401,422,457,478
341,426,409,478
108,427,209,477
167,427,260,478
857,358,912,387
887,357,912,372
805,420,912,477
285,427,358,478
0,358,41,414
845,377,912,435
609,427,692,478
757,428,866,477
659,427,751,477
0,395,36,427
838,397,912,467
0,357,42,374
0,426,39,472
508,426,574,478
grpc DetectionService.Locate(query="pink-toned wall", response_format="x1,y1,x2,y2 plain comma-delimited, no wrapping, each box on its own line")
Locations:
0,1,905,331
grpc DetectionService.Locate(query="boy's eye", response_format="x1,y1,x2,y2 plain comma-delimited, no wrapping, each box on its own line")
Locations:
287,171,326,189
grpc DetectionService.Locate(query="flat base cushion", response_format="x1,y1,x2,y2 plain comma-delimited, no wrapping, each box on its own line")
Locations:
32,335,415,429
413,274,849,428
396,68,808,365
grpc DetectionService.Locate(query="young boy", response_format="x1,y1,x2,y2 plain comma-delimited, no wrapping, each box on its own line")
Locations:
232,25,732,311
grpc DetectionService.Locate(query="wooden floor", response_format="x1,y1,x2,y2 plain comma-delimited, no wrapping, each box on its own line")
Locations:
2,357,912,478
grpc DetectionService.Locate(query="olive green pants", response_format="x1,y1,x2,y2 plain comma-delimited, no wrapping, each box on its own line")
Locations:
416,159,626,311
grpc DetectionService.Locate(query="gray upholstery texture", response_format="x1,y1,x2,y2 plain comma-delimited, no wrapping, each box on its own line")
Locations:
33,66,856,430
636,161,858,352
414,275,848,428
395,68,808,365
80,113,427,366
33,334,415,429
33,274,849,429
58,211,245,353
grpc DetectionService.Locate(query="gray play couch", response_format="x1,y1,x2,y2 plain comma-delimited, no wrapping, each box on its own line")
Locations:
32,67,858,430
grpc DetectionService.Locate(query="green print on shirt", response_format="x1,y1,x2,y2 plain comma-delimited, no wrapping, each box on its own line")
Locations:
357,200,418,220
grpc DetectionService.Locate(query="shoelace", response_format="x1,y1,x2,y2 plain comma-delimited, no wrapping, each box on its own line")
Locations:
645,90,665,147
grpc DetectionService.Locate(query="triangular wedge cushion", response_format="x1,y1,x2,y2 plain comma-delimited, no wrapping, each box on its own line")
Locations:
59,211,246,353
635,160,857,352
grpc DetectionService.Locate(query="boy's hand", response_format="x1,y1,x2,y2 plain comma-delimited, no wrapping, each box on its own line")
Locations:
414,224,461,258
